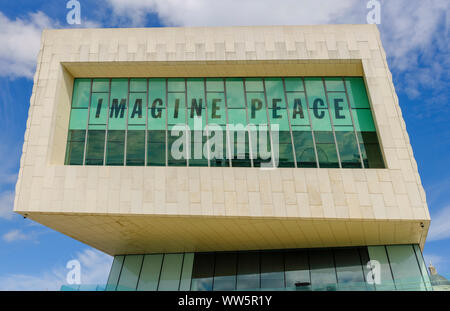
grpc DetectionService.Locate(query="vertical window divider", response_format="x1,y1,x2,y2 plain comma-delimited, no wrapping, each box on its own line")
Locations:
103,79,111,166
243,78,254,167
185,78,189,166
177,252,185,291
203,79,210,167
156,253,165,291
135,254,145,291
124,79,130,166
384,245,398,290
411,244,427,290
301,78,320,168
282,78,298,168
262,79,275,168
342,77,365,169
145,78,149,166
223,79,232,167
165,79,169,166
82,79,93,165
322,78,342,169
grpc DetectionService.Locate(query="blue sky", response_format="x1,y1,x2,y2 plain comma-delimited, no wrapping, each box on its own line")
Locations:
0,0,448,290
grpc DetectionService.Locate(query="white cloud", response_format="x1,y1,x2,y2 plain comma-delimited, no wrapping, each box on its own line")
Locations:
0,248,112,291
106,0,359,27
0,191,15,220
0,11,102,79
2,229,30,242
428,205,450,242
0,11,54,79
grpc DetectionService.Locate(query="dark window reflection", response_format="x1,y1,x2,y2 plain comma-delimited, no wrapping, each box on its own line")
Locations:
106,130,124,165
285,249,311,290
335,131,362,168
292,130,317,167
309,249,337,291
126,130,145,166
65,130,85,165
260,251,284,289
147,130,165,166
191,253,214,291
314,131,339,168
334,248,366,290
358,132,384,168
237,251,260,290
213,252,237,290
85,130,105,165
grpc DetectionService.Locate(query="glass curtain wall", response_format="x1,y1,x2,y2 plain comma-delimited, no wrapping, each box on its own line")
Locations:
65,77,385,169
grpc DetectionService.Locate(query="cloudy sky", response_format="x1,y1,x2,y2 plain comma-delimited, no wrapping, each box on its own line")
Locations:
0,0,449,290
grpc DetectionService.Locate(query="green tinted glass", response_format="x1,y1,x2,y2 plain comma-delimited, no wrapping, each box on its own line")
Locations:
246,93,267,125
225,78,245,108
92,78,109,93
345,78,370,108
108,79,128,130
89,93,108,129
128,93,146,126
69,109,88,130
72,79,91,108
287,93,309,126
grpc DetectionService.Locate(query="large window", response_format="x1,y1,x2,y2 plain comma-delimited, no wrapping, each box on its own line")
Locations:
102,245,430,292
65,77,385,169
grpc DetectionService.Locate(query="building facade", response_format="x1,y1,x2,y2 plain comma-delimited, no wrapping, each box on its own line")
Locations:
15,25,432,291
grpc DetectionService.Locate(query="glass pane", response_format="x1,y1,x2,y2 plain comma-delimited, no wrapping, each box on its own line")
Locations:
261,251,284,289
208,125,229,167
180,253,195,291
137,254,163,291
359,247,376,291
92,78,109,93
367,246,396,290
237,251,260,290
206,78,224,92
334,248,366,290
85,130,105,165
287,93,309,126
386,245,426,291
284,78,304,92
72,79,91,108
335,131,362,168
106,130,125,166
148,130,166,166
245,78,263,92
207,93,227,125
358,132,384,168
189,130,208,166
128,93,146,126
191,253,215,291
328,93,352,126
213,252,237,291
148,78,166,130
130,78,147,92
69,109,88,130
117,255,143,291
413,245,433,291
89,93,108,129
345,78,370,109
168,93,186,125
352,109,376,132
230,130,251,167
108,79,128,130
106,255,124,291
309,249,337,291
168,78,185,92
251,128,272,167
246,93,267,125
65,130,85,165
285,250,311,290
168,125,187,166
314,131,339,168
324,77,345,92
225,78,245,108
292,129,317,168
158,253,184,291
126,130,145,166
